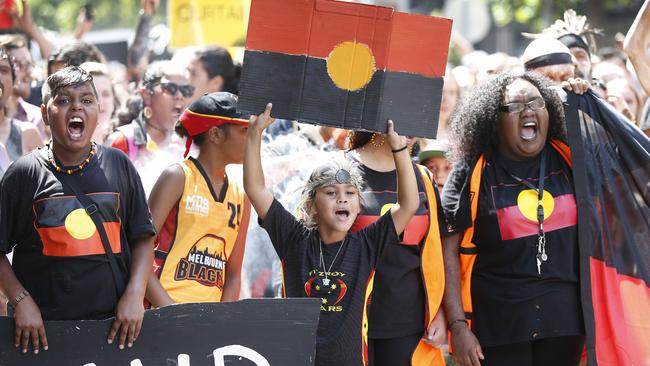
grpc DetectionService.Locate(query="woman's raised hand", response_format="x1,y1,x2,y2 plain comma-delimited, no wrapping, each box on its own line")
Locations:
386,120,407,151
248,103,276,134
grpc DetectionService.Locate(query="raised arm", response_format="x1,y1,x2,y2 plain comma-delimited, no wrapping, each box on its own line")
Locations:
243,103,275,221
386,120,418,234
144,165,185,308
624,0,650,97
10,0,55,59
127,0,159,83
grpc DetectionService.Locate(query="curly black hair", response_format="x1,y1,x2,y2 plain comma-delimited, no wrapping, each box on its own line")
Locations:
447,71,566,167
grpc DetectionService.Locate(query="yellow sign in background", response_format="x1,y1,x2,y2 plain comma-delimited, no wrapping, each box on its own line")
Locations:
169,0,251,49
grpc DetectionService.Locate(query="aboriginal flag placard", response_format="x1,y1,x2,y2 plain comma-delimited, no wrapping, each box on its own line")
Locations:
238,0,452,138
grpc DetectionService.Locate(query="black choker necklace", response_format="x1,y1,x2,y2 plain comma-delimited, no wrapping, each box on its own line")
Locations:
48,142,96,175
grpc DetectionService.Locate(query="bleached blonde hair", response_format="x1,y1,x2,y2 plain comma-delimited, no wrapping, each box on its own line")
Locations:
295,156,365,228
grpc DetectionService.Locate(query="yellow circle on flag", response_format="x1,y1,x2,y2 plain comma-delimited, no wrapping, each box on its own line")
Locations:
380,203,395,216
64,208,96,240
326,41,376,91
517,189,555,222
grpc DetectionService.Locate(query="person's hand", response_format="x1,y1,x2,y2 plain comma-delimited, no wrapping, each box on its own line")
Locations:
607,93,636,123
423,311,447,348
450,324,484,366
385,120,407,151
8,0,35,37
142,0,160,16
74,7,94,39
107,291,145,350
561,77,590,95
248,103,276,134
13,296,48,354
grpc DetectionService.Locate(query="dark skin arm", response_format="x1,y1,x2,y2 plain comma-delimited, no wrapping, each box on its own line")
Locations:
221,198,251,302
107,235,154,349
0,254,48,354
442,233,484,366
144,165,184,308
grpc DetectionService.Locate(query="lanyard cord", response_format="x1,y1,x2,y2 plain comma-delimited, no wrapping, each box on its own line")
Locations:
494,147,548,274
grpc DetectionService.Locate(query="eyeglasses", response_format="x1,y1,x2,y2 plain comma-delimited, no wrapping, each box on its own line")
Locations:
158,82,195,98
499,98,546,114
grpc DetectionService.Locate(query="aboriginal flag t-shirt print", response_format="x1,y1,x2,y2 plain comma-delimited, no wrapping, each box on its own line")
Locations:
33,193,121,257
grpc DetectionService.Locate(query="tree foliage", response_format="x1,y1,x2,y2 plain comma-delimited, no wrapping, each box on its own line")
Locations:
28,0,168,32
490,0,644,31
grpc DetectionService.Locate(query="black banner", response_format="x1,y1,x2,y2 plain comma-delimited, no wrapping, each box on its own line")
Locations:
565,92,650,365
0,298,320,366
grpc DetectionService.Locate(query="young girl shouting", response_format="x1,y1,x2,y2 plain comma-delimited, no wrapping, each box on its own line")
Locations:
243,103,419,366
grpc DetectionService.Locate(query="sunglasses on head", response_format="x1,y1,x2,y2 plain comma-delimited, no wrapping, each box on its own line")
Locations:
158,82,195,98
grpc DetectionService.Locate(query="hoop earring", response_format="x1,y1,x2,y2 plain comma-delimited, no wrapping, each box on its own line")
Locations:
370,133,385,148
143,106,153,120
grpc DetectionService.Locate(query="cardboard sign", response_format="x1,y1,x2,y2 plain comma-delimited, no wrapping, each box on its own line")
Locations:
238,0,452,138
0,299,320,366
168,0,251,48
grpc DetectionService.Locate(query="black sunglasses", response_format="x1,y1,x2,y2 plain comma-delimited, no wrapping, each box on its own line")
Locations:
158,82,195,98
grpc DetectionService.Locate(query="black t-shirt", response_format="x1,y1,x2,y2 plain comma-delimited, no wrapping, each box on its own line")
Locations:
261,199,398,366
352,162,446,338
441,147,584,347
0,146,156,320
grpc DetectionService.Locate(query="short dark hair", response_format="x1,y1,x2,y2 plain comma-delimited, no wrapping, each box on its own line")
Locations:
447,71,566,167
42,66,98,105
47,42,106,75
194,45,239,94
141,60,186,91
0,47,15,82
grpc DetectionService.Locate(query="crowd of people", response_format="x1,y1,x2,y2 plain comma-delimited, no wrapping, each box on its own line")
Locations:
0,0,648,365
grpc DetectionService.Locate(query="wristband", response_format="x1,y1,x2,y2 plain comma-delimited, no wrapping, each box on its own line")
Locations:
447,318,469,329
391,145,408,153
10,289,30,308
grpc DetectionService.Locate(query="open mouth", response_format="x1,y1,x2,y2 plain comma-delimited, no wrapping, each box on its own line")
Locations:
67,116,85,140
521,121,538,141
335,209,350,220
172,106,183,119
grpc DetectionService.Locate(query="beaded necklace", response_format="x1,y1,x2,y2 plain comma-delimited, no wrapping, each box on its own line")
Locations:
47,142,96,175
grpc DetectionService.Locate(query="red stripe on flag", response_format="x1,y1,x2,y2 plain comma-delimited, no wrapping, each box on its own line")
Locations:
590,258,650,365
245,0,449,77
246,0,314,56
38,222,122,257
386,12,451,77
496,194,577,240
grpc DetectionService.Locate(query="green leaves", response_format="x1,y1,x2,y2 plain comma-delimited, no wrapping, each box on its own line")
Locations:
28,0,166,32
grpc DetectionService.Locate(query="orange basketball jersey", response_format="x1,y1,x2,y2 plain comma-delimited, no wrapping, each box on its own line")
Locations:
154,158,244,303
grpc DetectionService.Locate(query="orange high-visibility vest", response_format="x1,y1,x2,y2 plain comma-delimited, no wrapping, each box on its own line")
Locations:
409,165,446,365
457,140,571,326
